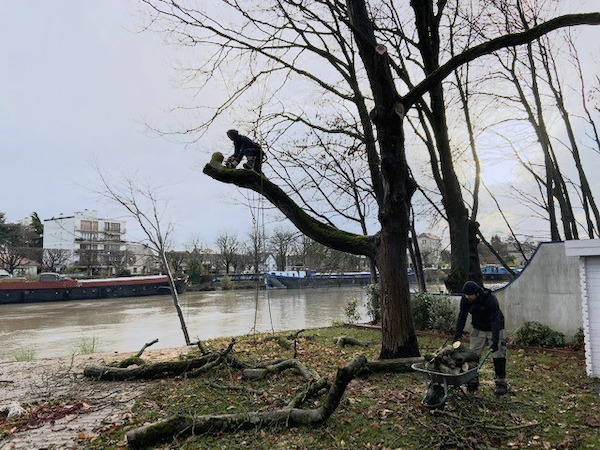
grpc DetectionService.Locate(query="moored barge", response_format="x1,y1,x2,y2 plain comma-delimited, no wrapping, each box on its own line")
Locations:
0,274,186,305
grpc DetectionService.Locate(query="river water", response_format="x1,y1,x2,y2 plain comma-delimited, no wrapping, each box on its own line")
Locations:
0,286,369,362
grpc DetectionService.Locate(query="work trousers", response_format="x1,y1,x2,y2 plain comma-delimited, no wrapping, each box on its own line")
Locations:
469,328,507,359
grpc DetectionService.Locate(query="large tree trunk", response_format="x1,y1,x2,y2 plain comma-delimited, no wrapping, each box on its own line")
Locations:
347,0,419,359
411,1,478,294
377,222,419,358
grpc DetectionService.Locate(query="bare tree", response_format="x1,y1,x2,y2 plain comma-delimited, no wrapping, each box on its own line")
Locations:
107,249,135,276
269,227,298,271
0,224,40,276
42,248,71,273
166,250,188,275
142,0,600,358
91,168,191,345
215,231,240,274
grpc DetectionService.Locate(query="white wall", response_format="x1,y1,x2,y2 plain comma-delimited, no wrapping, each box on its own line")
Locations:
43,216,76,252
494,242,582,340
564,240,600,378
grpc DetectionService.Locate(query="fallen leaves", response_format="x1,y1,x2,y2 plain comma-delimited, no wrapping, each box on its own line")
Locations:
585,415,600,428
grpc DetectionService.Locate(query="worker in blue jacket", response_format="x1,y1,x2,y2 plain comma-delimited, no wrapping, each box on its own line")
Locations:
453,280,508,395
224,129,264,173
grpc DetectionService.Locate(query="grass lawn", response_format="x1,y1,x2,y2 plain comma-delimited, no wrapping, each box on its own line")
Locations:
84,326,600,449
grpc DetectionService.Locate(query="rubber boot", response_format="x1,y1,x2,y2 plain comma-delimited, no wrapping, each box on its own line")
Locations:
493,358,508,395
243,155,256,171
254,153,263,173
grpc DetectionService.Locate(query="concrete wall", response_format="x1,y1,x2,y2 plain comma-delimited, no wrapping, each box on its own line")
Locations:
494,242,582,340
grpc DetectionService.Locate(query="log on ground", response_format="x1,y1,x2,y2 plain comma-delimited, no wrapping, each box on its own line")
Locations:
126,355,368,449
84,354,223,381
362,357,424,374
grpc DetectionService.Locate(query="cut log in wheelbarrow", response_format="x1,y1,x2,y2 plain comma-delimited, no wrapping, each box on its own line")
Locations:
411,348,493,410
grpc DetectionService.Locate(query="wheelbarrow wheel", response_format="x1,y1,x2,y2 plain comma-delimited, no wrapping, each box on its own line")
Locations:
423,383,447,410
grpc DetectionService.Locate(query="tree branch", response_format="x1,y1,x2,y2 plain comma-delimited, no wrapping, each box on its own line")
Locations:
203,153,377,258
403,13,600,109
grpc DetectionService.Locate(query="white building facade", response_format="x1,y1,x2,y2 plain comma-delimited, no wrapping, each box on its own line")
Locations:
43,210,127,274
417,233,442,267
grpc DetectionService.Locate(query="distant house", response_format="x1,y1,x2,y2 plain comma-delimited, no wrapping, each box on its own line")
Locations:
417,233,442,267
13,258,39,277
126,243,159,275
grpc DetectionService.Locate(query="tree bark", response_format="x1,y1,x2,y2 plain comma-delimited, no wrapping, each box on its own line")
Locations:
83,354,225,381
362,357,424,374
346,0,420,359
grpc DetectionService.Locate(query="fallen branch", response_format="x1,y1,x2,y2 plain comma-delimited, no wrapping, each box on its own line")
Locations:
286,377,331,408
261,335,293,349
126,355,368,449
84,340,278,381
242,359,319,381
136,339,159,357
361,357,424,374
195,340,210,355
84,353,223,381
115,339,159,368
184,341,236,379
333,336,369,348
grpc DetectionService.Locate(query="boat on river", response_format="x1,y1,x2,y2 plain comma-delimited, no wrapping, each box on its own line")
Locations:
481,265,519,281
0,273,186,305
263,270,372,289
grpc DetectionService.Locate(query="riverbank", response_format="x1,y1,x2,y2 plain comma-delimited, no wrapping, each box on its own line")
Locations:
0,346,191,449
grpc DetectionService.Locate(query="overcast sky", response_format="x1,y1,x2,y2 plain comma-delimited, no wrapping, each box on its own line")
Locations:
1,1,257,249
2,2,599,250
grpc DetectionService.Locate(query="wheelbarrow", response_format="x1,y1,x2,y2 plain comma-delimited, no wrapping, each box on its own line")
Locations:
411,348,493,410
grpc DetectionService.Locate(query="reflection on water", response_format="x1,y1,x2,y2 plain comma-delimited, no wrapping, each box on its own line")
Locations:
0,287,368,362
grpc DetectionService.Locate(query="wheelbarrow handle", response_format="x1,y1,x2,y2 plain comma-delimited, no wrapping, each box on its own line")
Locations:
479,348,493,366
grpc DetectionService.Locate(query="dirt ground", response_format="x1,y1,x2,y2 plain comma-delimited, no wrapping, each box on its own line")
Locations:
0,347,191,450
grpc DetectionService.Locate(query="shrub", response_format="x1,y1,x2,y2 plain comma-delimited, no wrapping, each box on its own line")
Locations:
411,292,457,333
513,321,565,348
571,327,585,351
365,283,381,323
220,274,234,290
187,259,204,283
77,335,100,354
411,292,432,330
344,298,362,324
428,295,457,333
11,346,37,361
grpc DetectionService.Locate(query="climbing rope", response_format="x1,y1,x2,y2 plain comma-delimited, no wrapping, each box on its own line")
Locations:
247,168,275,336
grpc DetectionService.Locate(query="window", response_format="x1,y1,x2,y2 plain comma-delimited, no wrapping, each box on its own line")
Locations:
81,220,98,231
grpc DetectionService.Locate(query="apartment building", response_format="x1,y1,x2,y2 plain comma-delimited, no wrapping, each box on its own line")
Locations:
43,210,127,274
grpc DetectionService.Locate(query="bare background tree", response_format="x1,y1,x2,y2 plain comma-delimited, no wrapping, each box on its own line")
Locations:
42,248,71,273
90,167,191,345
215,230,241,275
